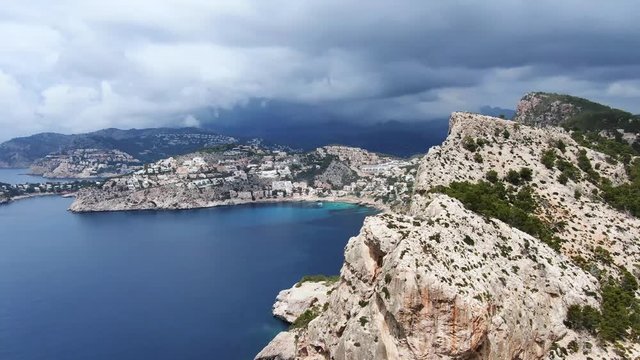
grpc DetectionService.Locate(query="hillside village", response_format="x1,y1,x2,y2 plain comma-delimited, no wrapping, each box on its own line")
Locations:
0,180,98,205
69,144,419,212
30,149,142,179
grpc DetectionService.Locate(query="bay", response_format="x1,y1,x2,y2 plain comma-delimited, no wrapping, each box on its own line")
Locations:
0,196,375,360
0,169,76,185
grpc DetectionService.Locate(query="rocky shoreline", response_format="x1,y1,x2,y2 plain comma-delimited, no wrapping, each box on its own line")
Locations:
69,193,387,213
0,192,66,205
67,144,416,213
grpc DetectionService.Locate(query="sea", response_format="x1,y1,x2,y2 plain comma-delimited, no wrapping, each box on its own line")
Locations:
0,169,376,360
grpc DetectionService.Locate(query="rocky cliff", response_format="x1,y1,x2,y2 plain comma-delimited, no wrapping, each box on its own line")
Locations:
257,112,640,359
514,92,581,127
514,92,640,136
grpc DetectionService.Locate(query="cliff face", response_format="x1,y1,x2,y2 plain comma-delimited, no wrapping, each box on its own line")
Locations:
257,112,640,359
258,196,600,360
514,92,580,127
412,113,638,271
514,92,640,138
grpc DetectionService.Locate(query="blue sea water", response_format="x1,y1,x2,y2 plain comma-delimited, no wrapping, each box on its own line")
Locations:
0,196,376,360
0,169,76,185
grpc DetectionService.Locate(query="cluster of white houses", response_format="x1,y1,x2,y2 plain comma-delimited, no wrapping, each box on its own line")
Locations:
103,144,419,206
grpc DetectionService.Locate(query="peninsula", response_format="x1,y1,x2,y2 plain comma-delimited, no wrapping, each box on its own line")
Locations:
69,144,419,212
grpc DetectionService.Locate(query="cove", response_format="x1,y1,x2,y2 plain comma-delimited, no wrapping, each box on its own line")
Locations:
0,168,77,185
0,196,376,360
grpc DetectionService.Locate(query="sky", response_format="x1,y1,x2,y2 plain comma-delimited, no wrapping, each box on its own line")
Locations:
1,0,640,141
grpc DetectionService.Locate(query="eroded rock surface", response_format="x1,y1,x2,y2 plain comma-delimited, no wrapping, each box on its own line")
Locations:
273,281,333,323
258,112,640,359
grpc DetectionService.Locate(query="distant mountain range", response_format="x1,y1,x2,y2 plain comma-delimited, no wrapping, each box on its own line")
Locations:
0,117,451,169
479,105,516,119
0,128,238,168
207,119,449,158
200,99,450,157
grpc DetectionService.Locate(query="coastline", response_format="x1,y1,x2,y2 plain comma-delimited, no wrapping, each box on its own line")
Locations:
0,192,61,205
68,194,388,213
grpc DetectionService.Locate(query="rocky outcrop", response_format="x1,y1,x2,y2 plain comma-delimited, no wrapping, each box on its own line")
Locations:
514,92,580,127
258,195,602,360
412,112,639,271
258,111,640,359
255,331,297,360
273,281,334,323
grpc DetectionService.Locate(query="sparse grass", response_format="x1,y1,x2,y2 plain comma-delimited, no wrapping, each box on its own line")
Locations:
432,180,563,251
296,274,340,287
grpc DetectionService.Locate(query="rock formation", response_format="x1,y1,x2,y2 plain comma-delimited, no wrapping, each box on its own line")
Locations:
514,92,580,127
257,112,640,359
273,281,334,323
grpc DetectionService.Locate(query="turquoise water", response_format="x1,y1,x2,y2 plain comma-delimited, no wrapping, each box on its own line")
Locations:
0,168,76,184
0,196,376,360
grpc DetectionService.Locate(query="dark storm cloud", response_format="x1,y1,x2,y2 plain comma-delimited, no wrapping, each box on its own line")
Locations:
0,0,639,140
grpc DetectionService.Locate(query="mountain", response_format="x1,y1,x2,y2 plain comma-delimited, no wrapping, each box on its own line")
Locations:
479,105,516,119
0,128,237,168
257,111,640,359
196,99,449,157
515,92,640,133
514,92,640,160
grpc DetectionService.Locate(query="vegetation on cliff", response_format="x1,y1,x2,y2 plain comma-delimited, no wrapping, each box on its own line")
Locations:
566,269,640,343
430,178,563,251
600,159,640,217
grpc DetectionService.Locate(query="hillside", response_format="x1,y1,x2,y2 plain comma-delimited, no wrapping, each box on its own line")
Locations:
515,92,640,133
0,128,237,168
257,112,640,360
69,144,419,212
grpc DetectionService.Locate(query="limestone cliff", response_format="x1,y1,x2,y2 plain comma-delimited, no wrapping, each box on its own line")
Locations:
514,92,581,127
257,112,640,359
412,113,639,271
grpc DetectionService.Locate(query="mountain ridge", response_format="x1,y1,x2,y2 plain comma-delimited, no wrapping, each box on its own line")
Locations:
256,109,640,359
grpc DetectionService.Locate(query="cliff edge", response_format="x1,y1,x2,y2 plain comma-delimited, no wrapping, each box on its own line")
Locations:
257,112,640,359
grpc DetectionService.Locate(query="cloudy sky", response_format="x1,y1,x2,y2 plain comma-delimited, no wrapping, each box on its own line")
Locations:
1,0,639,141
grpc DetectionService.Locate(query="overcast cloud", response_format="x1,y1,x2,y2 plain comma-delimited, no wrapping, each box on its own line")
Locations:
1,0,639,140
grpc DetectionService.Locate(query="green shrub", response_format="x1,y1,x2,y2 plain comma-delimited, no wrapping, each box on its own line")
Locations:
577,149,599,182
473,153,483,163
541,149,557,169
519,167,533,182
565,304,601,335
431,180,562,251
556,159,581,181
485,170,499,183
505,169,521,185
297,274,340,287
600,159,640,217
291,308,319,329
359,316,369,327
558,173,569,185
462,136,478,152
565,270,640,343
384,273,392,284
